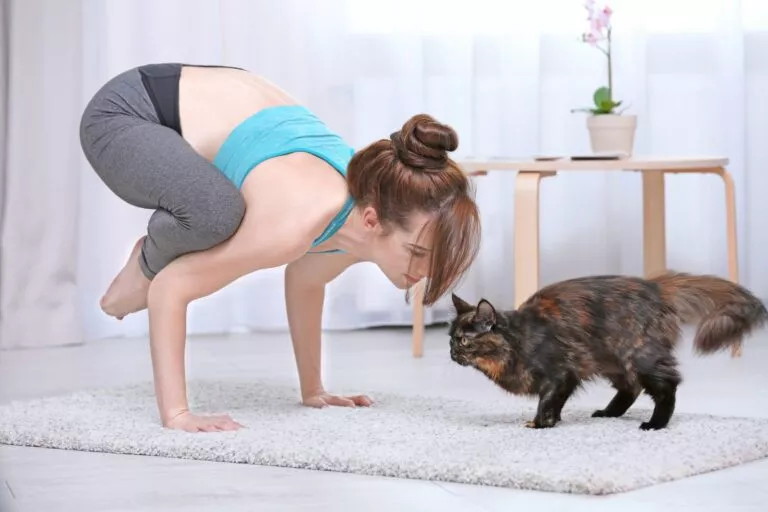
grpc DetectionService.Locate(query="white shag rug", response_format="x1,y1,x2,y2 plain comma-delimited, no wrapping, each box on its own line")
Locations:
2,379,768,495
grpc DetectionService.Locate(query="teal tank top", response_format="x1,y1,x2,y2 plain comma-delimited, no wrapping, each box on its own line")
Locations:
212,105,355,253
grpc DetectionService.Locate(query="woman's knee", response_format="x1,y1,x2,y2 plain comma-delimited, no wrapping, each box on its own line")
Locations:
214,188,246,241
79,100,99,164
148,188,244,254
188,187,246,244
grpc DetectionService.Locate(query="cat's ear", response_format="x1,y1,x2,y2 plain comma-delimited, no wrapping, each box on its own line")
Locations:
475,298,497,330
451,293,474,315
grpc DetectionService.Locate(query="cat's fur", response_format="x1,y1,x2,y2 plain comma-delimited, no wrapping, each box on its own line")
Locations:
448,271,767,430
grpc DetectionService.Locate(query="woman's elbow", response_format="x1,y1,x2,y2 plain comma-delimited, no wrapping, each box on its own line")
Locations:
147,273,194,310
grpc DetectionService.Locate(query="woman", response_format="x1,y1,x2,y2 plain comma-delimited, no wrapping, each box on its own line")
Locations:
80,63,481,433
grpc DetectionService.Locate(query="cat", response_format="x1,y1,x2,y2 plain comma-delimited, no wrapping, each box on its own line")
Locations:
448,271,768,430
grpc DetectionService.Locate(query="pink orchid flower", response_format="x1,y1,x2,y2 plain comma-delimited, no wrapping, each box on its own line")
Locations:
599,6,613,28
582,0,612,45
574,1,622,115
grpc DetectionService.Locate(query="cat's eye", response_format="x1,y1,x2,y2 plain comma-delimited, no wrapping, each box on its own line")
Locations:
461,337,469,346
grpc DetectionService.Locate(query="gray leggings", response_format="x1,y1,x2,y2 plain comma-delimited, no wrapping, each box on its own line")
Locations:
79,67,245,279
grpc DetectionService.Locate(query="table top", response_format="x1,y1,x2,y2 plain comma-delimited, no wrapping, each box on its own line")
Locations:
458,156,729,172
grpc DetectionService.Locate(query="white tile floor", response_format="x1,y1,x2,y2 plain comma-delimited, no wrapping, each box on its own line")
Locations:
1,325,767,511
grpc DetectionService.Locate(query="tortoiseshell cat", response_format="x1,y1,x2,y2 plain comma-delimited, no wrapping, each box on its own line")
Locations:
448,271,767,430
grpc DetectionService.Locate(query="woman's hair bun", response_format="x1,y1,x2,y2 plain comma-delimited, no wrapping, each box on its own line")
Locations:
390,114,458,172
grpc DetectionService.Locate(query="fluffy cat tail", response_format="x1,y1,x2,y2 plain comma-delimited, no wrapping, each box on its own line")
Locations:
650,271,768,354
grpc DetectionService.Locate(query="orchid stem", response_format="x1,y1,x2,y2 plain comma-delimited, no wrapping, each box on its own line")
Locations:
607,28,612,101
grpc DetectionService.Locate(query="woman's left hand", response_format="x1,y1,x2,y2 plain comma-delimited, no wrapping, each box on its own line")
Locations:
302,391,374,408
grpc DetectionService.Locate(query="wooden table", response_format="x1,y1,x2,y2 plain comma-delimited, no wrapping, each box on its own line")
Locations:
410,156,741,358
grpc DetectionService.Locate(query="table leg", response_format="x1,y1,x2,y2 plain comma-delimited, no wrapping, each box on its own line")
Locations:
661,167,741,358
411,279,425,358
642,170,667,278
712,167,740,284
714,167,741,357
514,171,556,308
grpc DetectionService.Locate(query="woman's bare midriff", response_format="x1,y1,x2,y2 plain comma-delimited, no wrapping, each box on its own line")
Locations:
178,65,300,161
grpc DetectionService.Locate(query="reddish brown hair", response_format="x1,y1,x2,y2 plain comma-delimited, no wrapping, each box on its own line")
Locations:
346,114,481,305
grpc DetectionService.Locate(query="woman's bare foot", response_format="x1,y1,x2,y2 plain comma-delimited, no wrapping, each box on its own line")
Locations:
100,236,151,319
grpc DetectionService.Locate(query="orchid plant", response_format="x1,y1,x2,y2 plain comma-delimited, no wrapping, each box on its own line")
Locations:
572,0,627,115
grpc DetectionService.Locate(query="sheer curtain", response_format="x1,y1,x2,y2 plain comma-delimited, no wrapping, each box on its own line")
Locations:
1,0,767,347
0,0,84,349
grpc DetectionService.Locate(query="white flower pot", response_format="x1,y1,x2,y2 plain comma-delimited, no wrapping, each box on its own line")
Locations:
586,114,637,156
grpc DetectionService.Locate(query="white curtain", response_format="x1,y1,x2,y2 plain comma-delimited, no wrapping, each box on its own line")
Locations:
0,0,83,349
1,0,767,347
0,0,6,346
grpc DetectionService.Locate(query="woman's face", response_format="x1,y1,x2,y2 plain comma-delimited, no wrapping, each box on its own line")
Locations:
363,208,435,290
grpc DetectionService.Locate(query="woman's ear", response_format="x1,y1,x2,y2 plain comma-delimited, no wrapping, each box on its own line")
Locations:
361,205,381,231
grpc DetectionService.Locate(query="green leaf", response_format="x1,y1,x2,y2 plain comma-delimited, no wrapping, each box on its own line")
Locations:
572,98,624,115
598,99,616,110
591,87,623,113
570,107,595,113
593,86,612,108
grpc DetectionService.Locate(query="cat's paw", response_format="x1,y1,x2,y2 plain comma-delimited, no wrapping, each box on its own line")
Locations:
639,421,666,431
524,418,556,429
593,409,624,418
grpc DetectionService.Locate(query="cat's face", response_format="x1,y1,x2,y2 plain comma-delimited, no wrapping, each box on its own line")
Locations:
448,294,507,366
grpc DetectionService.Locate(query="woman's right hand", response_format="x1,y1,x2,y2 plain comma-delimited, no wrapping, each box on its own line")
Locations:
164,411,245,433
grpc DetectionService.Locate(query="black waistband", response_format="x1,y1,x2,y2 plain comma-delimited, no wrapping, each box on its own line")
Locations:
138,63,183,134
138,63,245,136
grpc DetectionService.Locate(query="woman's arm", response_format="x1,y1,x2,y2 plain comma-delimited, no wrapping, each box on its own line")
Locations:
143,153,350,430
284,252,372,407
146,212,310,430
